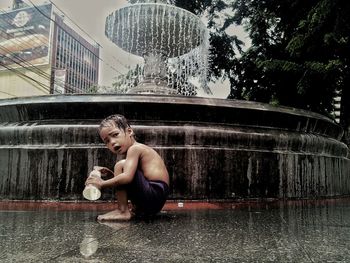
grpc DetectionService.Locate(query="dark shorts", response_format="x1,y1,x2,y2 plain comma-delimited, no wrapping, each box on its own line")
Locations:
125,170,169,216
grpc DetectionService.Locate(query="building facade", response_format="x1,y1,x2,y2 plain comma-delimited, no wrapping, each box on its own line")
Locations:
51,14,99,94
0,3,99,99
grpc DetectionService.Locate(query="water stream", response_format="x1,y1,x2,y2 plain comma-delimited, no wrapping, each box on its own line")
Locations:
105,1,210,95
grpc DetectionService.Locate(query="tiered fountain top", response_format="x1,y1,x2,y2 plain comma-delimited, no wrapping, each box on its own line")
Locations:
105,0,210,95
105,0,207,57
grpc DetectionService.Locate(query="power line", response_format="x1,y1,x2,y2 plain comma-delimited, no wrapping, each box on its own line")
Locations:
0,10,47,45
0,6,91,93
0,40,54,93
0,7,67,92
48,0,131,72
0,90,17,97
0,23,51,75
0,44,75,93
25,0,127,75
0,45,50,79
48,0,100,47
0,36,79,94
0,0,131,96
0,60,52,93
0,25,77,93
1,1,129,75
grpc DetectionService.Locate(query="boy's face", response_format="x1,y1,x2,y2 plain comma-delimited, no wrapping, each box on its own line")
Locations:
99,124,134,154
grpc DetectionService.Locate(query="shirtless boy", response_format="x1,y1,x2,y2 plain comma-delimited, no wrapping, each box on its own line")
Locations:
85,114,169,221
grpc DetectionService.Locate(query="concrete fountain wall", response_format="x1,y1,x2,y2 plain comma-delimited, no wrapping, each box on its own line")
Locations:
0,94,349,201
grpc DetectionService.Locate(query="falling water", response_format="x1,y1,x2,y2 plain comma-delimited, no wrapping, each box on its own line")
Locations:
105,1,210,95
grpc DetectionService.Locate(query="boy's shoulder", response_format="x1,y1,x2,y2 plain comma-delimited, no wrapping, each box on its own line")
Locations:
126,143,155,159
128,142,151,152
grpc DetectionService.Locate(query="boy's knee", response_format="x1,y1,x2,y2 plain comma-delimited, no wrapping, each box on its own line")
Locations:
114,160,126,174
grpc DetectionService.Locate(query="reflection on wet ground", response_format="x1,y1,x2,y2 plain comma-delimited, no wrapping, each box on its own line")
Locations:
1,199,349,262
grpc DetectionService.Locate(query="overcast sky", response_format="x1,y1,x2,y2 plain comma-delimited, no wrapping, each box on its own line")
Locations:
0,0,249,98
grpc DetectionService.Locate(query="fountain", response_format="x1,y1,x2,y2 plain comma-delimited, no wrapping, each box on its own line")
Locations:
0,1,349,201
105,0,210,95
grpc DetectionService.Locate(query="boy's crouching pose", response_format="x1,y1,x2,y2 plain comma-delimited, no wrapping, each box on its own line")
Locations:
85,114,169,221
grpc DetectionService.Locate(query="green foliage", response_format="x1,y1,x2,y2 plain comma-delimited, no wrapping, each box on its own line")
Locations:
112,64,143,93
85,85,99,94
226,0,350,119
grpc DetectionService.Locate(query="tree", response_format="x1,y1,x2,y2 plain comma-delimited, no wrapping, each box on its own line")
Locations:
112,64,143,93
228,0,350,142
226,1,336,113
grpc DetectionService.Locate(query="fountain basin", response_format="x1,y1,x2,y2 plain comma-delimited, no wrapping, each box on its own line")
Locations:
0,94,349,200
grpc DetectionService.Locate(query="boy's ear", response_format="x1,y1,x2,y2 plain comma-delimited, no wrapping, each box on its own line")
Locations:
127,127,134,136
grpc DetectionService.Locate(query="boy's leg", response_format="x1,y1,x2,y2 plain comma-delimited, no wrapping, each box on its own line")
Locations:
97,190,131,221
97,160,132,221
127,170,169,216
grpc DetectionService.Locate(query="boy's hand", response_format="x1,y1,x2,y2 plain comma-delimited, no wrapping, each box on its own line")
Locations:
85,175,104,189
93,166,114,177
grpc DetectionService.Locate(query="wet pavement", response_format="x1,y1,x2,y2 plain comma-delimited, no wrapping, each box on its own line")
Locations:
1,199,350,263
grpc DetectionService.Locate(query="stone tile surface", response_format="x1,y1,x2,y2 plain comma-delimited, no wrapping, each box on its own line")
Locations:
0,201,349,262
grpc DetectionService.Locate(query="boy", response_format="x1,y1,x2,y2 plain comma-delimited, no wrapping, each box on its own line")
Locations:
85,114,169,221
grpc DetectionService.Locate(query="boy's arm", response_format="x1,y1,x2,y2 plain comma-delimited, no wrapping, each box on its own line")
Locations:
103,145,140,187
86,145,141,189
93,166,114,177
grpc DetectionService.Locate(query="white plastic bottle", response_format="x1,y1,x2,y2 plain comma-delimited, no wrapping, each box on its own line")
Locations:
83,170,102,201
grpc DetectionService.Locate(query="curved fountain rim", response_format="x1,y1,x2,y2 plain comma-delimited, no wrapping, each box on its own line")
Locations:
110,3,207,29
0,93,337,124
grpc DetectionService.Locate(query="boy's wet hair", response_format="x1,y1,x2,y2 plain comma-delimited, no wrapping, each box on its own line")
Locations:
99,114,131,132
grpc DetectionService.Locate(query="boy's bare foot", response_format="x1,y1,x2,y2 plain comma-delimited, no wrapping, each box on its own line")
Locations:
97,209,132,221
